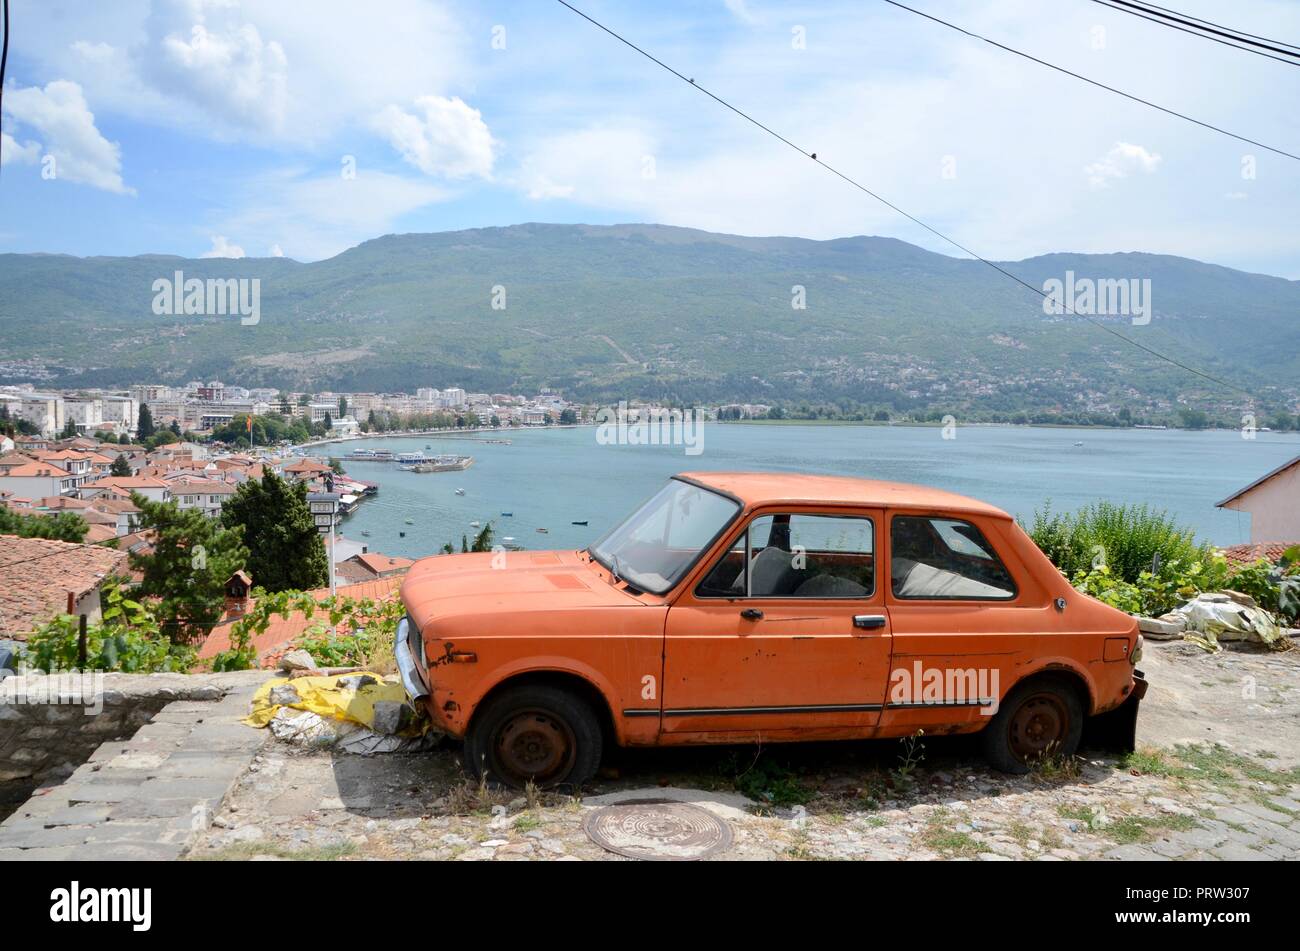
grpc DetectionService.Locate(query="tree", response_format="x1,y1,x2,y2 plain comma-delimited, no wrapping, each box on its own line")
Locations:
169,420,181,436
60,417,78,439
137,404,155,440
221,470,328,593
0,507,88,542
110,453,132,477
338,396,348,418
129,493,248,640
559,408,577,425
324,411,333,432
279,395,292,416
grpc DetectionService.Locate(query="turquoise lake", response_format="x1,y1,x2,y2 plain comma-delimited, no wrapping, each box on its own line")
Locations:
325,425,1300,561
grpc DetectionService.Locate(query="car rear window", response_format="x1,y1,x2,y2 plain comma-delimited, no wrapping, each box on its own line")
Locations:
890,515,1016,600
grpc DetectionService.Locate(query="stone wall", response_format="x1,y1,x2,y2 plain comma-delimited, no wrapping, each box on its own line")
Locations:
0,673,226,821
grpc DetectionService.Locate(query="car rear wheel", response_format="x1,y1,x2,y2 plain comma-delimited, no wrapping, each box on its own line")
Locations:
464,685,602,789
981,677,1083,774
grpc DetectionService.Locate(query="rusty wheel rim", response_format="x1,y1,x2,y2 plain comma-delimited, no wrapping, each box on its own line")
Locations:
1008,692,1069,762
493,708,577,786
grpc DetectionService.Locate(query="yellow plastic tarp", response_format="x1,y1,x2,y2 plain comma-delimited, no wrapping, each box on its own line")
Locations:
244,672,423,734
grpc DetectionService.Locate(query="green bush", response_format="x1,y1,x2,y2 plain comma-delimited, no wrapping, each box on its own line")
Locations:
1228,549,1300,623
25,584,196,673
1070,554,1229,616
1027,501,1214,583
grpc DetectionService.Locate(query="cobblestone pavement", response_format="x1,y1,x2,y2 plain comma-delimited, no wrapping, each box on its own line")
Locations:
187,642,1300,862
0,673,267,860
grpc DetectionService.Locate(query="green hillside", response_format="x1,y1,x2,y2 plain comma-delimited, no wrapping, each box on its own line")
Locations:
1,223,1295,416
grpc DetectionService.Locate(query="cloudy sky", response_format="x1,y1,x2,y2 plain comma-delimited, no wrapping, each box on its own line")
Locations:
2,0,1299,275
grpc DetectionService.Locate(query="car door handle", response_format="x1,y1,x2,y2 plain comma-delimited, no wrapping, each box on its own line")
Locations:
740,608,764,620
853,614,886,630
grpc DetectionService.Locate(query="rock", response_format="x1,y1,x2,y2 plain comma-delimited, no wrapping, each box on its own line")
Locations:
1138,616,1185,638
370,701,403,736
279,650,318,672
1147,796,1197,817
269,684,301,706
226,826,265,843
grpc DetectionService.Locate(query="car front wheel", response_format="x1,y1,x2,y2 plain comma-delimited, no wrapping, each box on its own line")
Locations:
464,684,603,789
980,677,1083,773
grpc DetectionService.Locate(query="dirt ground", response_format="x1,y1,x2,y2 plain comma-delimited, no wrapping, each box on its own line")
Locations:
187,640,1300,861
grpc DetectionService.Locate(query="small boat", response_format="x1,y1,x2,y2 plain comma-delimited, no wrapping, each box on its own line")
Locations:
470,521,481,528
361,530,371,537
503,536,515,543
536,527,549,534
501,511,513,517
454,488,465,496
404,518,414,525
1073,441,1084,447
571,520,588,526
425,444,432,450
399,531,406,538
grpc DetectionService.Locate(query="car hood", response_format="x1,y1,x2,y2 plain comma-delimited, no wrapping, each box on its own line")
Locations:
400,549,652,631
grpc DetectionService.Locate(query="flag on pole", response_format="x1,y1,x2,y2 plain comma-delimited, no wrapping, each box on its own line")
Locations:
246,415,253,433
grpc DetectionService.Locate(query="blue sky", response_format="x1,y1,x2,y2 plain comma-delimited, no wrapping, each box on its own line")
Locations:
2,0,1299,276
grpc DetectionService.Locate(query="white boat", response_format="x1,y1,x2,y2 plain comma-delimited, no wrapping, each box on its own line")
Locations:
455,488,465,496
470,521,481,528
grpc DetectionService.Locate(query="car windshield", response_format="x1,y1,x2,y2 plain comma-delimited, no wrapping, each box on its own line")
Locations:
590,479,740,594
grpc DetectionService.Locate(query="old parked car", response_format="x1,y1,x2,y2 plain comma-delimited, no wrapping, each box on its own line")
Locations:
397,473,1147,787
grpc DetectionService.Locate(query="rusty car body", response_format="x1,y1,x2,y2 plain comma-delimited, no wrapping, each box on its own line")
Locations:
397,473,1147,787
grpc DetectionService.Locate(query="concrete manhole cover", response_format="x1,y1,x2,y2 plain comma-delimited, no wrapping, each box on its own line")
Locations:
584,799,733,861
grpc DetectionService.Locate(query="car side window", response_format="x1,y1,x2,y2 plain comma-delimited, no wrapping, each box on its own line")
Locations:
890,515,1016,600
697,514,875,598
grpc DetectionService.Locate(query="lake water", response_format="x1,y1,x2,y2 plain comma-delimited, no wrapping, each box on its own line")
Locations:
326,425,1300,560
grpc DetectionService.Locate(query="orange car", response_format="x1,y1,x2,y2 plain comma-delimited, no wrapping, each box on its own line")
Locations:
398,473,1147,787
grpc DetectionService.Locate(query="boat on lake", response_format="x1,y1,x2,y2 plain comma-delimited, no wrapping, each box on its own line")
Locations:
571,520,588,526
454,488,465,496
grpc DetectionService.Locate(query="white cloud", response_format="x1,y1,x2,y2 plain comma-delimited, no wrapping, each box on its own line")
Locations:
201,235,246,258
1,80,133,194
41,0,471,147
269,243,285,257
145,2,289,132
724,0,758,24
0,132,42,167
215,168,451,260
373,96,495,179
1084,142,1163,189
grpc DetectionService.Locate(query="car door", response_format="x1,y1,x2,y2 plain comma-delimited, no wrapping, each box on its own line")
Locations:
880,512,1047,730
661,508,892,735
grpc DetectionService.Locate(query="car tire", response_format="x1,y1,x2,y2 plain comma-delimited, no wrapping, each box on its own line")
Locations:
980,676,1084,774
464,684,603,789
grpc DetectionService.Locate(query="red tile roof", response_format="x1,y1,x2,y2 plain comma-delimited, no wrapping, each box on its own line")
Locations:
0,535,130,639
1221,542,1299,566
197,576,403,665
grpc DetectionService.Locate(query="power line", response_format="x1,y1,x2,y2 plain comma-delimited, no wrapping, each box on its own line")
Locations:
1090,0,1300,63
1120,0,1300,52
552,0,1255,398
0,0,9,182
879,0,1300,162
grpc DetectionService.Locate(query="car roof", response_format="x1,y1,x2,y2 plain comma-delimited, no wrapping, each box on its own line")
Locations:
677,471,1012,520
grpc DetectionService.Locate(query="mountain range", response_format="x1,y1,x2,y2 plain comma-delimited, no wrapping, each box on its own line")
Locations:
1,223,1295,415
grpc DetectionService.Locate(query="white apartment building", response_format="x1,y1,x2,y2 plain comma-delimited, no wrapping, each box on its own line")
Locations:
23,394,65,437
64,398,105,433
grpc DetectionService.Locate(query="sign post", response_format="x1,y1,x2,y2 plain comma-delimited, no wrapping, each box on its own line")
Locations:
308,491,341,596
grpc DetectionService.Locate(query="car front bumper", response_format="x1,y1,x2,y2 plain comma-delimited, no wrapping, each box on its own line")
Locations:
395,616,430,701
